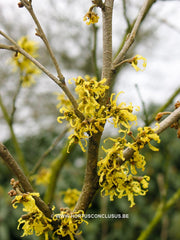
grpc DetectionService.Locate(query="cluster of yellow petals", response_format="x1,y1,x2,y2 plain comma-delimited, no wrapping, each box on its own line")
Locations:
108,92,138,131
12,192,52,239
56,75,138,152
31,167,51,186
53,209,88,240
57,76,109,152
83,11,99,25
56,75,160,207
97,126,160,207
61,188,81,210
10,36,41,87
12,193,88,240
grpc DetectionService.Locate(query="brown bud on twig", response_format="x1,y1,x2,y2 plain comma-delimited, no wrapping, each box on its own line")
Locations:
155,112,171,121
8,189,17,197
170,122,179,129
155,112,163,121
175,101,180,109
18,2,24,8
35,28,41,37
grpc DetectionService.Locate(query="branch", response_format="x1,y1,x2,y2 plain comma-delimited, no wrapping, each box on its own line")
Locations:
20,0,64,81
137,188,180,240
30,127,69,175
10,79,22,125
0,142,52,218
122,107,180,162
112,0,155,68
74,132,102,212
0,33,84,121
74,0,115,213
148,87,180,125
0,94,28,174
101,0,114,86
122,0,131,30
44,142,75,204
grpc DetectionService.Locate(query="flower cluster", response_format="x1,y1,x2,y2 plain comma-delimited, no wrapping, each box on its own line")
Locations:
31,167,51,186
57,76,109,151
53,209,88,240
10,188,87,240
61,188,81,210
56,75,160,207
10,36,41,87
57,75,138,152
12,192,52,240
97,127,160,207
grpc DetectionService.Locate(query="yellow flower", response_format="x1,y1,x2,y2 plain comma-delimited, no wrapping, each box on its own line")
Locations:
31,168,51,186
131,55,147,72
57,76,109,152
137,126,160,151
61,188,81,210
83,11,99,25
12,192,53,238
11,36,41,87
108,92,137,131
53,210,88,240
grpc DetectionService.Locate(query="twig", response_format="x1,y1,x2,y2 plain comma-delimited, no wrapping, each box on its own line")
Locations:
30,127,69,175
137,188,180,240
135,83,149,125
44,142,75,204
122,107,180,162
20,0,64,81
148,87,180,125
10,79,22,125
74,132,102,212
0,34,84,121
122,0,131,30
112,0,155,68
0,142,52,218
101,0,114,86
0,94,28,174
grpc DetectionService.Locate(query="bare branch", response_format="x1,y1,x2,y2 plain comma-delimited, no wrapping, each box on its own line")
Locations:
0,142,52,218
74,132,102,212
112,0,155,68
123,107,180,162
101,0,114,86
30,127,69,175
0,34,84,121
20,0,64,81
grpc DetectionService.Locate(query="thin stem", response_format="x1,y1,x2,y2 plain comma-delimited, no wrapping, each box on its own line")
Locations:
135,83,149,125
30,128,69,175
0,94,28,174
122,0,131,30
10,78,22,125
148,87,180,125
44,143,75,204
0,142,52,218
113,0,155,68
0,35,84,120
137,188,180,240
122,107,180,162
20,0,64,81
